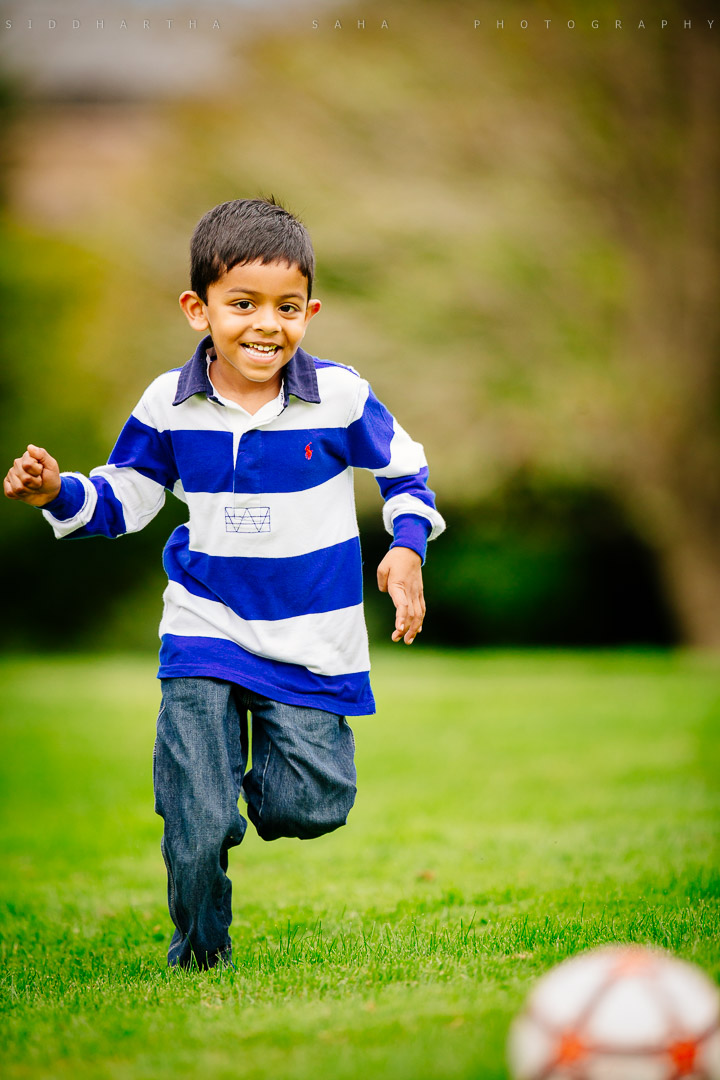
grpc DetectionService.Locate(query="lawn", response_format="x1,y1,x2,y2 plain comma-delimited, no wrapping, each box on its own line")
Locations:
1,649,718,1079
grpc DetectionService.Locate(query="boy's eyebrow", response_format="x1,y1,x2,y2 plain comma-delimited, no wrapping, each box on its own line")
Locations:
224,287,306,300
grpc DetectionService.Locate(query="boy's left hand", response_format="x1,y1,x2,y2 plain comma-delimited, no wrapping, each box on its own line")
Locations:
377,546,425,644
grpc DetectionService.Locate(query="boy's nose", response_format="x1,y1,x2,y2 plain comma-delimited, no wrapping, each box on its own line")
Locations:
252,306,281,333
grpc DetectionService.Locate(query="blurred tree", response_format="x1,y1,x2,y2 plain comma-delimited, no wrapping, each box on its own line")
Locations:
484,1,720,644
583,18,719,645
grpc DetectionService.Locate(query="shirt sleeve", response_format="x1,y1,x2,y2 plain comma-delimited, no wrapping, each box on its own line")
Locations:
41,389,179,540
345,379,445,562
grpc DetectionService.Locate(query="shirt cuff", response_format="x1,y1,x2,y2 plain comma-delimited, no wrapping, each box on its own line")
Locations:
389,514,433,564
40,475,86,520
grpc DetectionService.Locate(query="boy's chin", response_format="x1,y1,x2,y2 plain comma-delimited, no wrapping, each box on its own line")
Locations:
239,368,285,388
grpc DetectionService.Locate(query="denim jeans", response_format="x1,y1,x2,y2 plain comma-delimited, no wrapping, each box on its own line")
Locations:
153,677,357,970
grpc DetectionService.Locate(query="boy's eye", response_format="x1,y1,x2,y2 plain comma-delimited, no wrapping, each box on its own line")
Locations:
279,304,299,314
234,300,253,310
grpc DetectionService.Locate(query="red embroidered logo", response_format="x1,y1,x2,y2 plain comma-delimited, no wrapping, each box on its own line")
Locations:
305,443,313,460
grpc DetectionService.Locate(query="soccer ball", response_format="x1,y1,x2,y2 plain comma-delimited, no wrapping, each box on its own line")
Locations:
508,944,720,1080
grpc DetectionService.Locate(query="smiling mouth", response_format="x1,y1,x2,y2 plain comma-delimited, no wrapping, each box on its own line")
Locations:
242,342,281,358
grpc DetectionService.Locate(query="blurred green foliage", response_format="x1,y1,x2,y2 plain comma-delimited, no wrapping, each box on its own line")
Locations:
362,475,677,649
1,0,717,648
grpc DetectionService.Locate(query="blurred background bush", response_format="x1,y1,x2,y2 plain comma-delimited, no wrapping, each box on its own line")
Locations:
0,0,718,652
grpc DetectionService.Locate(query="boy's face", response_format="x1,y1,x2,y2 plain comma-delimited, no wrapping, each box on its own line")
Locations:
179,259,321,392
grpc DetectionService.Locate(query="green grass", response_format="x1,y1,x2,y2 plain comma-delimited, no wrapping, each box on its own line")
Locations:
1,649,719,1079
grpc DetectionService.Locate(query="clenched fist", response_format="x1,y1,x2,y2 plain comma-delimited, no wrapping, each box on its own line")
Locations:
3,445,61,507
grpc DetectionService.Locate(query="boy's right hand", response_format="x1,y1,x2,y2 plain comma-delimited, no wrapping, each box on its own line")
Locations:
3,445,62,507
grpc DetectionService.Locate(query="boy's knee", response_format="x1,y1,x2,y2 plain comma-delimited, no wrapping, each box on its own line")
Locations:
248,781,356,842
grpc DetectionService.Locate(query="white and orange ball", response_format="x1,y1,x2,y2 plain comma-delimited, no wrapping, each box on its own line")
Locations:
508,944,720,1080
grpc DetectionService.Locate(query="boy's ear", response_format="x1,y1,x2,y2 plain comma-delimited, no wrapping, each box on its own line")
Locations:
179,290,209,331
306,298,322,322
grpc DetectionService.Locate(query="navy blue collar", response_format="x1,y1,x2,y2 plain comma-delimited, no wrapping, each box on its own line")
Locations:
172,335,321,407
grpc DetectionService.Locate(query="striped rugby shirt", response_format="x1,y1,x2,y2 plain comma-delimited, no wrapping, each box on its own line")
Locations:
41,336,446,715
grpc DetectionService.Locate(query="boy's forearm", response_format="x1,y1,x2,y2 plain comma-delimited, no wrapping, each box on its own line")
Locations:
390,514,433,564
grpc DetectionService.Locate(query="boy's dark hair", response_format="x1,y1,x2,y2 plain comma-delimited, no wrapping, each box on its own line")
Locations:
190,197,315,302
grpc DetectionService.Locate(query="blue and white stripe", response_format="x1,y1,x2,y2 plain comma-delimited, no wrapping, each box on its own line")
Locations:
42,337,445,715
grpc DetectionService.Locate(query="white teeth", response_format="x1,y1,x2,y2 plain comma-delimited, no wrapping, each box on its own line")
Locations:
243,342,278,354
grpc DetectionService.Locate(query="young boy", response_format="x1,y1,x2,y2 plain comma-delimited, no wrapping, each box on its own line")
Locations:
3,198,445,970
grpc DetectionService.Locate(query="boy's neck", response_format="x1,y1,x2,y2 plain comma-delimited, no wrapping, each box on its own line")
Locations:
208,358,284,415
